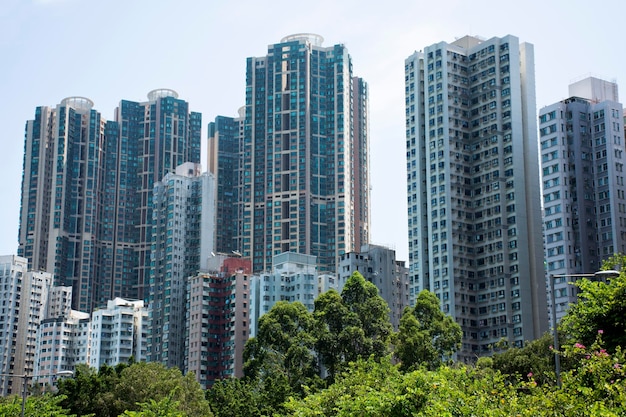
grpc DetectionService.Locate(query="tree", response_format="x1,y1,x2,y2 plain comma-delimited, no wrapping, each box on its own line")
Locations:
491,332,559,385
114,363,211,417
314,272,393,380
285,343,626,417
313,289,356,379
283,356,417,417
341,271,393,360
120,396,185,417
243,301,318,399
560,260,626,352
207,378,263,417
56,363,123,417
57,362,211,417
394,290,461,370
0,394,74,417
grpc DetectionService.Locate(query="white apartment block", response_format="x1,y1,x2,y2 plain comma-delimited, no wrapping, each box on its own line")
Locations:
1,254,148,389
34,310,90,386
405,35,547,360
249,252,340,337
47,286,73,320
148,162,216,370
88,298,147,369
34,298,146,383
0,255,54,395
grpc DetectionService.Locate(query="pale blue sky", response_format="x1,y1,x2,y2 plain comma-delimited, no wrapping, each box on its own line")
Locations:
1,0,625,262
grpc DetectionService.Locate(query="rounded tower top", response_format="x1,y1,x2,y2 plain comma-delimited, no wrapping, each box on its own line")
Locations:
281,33,324,46
147,88,179,102
61,96,94,112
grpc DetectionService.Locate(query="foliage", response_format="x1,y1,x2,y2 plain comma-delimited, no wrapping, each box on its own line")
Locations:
557,333,626,411
242,300,319,413
114,363,211,417
314,272,393,380
207,378,261,417
56,362,211,417
283,356,530,416
56,363,123,417
394,290,461,370
284,344,626,417
207,375,297,417
312,290,352,380
560,265,626,352
491,332,558,384
339,271,393,360
0,394,74,417
120,396,185,417
283,356,416,416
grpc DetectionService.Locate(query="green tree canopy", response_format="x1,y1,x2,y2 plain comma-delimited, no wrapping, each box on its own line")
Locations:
284,344,626,417
56,363,123,417
56,362,211,417
207,377,260,417
120,396,185,417
314,271,393,380
394,290,461,370
560,257,626,352
0,394,74,417
491,332,559,385
243,301,318,399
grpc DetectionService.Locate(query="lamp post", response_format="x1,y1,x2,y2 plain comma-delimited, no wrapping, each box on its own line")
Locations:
0,373,27,417
549,269,620,388
0,370,75,417
33,369,74,391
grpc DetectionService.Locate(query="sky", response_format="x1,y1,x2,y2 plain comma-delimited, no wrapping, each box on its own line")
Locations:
1,0,625,263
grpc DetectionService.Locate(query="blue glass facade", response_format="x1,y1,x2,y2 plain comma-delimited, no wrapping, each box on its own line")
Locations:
207,116,242,254
19,91,201,312
242,35,369,273
19,98,105,311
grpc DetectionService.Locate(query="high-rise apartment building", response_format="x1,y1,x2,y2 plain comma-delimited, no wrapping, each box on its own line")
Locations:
0,255,54,395
88,298,147,369
185,256,251,388
539,77,625,323
148,162,215,369
338,244,410,329
207,112,244,255
19,97,106,312
405,35,547,360
34,297,147,384
240,34,369,273
18,90,201,312
35,310,90,386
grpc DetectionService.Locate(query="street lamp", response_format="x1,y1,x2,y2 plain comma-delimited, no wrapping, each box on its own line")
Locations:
33,370,74,391
0,373,27,417
549,269,620,387
0,370,75,417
